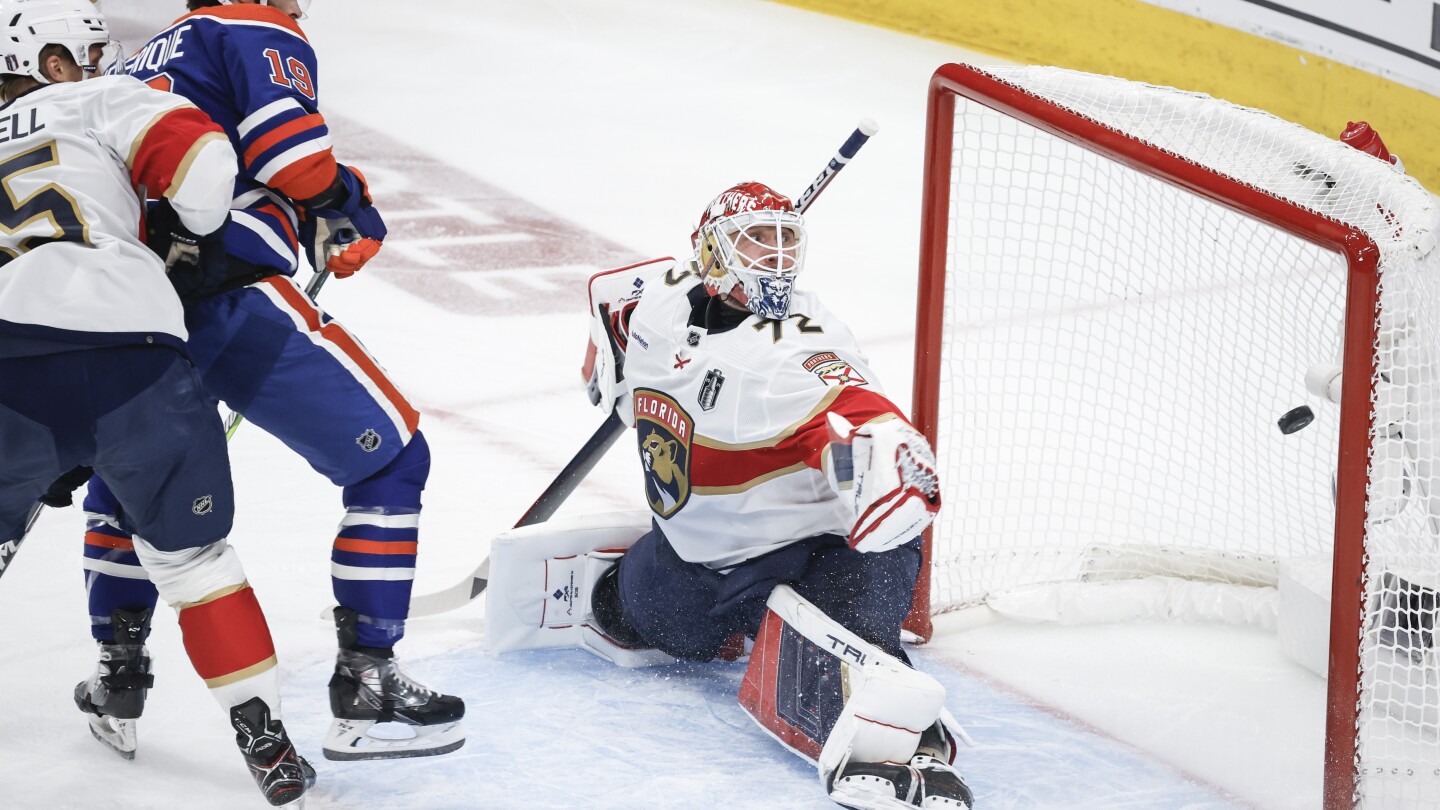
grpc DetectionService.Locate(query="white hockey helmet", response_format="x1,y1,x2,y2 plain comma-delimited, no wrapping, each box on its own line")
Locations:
0,0,112,81
693,181,808,320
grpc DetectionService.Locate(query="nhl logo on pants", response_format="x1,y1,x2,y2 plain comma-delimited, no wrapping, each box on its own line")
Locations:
192,495,213,515
356,429,383,452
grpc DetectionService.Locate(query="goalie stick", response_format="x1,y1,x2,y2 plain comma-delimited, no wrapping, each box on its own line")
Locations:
350,119,882,620
794,118,879,215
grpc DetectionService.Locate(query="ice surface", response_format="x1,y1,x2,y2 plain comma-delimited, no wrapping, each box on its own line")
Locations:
2,1,1330,808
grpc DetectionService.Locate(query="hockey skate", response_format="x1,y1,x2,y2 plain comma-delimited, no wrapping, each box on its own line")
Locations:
73,608,154,759
828,755,974,810
322,608,465,761
231,697,315,808
829,719,972,810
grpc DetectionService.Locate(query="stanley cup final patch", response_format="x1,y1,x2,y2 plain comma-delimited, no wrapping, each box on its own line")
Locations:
698,369,725,411
803,352,868,387
633,388,694,518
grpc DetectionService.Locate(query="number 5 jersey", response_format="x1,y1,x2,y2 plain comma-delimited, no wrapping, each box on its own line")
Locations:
0,75,235,357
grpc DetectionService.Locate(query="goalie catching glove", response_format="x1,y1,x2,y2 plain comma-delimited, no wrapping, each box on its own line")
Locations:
580,259,671,415
827,413,941,553
301,164,386,278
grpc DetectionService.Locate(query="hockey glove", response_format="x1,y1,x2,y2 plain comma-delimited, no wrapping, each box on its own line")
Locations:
583,262,656,414
147,200,231,306
827,413,941,553
302,164,386,278
39,465,94,508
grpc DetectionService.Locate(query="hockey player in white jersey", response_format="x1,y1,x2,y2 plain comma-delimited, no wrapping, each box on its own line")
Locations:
556,182,973,808
0,2,312,806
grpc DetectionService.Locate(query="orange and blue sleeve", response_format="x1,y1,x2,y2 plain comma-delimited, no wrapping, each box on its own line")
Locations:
222,15,339,201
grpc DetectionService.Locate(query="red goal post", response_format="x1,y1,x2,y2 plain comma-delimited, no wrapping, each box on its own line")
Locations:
908,63,1439,808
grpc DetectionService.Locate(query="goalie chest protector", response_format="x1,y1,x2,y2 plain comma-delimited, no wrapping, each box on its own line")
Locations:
619,263,891,570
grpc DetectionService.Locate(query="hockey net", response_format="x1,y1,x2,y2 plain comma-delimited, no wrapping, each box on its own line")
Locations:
910,63,1440,808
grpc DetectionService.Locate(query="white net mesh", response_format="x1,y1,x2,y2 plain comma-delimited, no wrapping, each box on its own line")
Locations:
927,64,1440,806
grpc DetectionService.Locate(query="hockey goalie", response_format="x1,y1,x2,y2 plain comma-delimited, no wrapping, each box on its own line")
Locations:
486,182,974,809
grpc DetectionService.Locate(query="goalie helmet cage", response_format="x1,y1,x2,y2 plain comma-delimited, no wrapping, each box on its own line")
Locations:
907,63,1440,808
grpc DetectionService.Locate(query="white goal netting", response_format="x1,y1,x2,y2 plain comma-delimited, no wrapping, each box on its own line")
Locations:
923,64,1440,807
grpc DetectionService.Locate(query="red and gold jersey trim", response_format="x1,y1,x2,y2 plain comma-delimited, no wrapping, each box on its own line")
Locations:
689,386,903,492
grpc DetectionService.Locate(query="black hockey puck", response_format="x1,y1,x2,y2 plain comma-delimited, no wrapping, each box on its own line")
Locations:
1277,405,1315,435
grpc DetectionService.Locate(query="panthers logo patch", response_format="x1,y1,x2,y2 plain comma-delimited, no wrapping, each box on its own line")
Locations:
633,389,693,518
803,352,868,387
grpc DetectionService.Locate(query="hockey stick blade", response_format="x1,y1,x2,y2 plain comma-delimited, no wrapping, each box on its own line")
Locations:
324,121,879,620
320,410,629,620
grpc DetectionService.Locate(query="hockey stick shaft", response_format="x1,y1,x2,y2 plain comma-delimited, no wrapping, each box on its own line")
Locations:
391,410,628,618
516,409,627,527
795,119,879,215
391,120,880,619
0,501,43,582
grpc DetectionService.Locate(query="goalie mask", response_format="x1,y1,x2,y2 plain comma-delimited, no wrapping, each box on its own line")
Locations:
0,0,118,80
693,181,808,320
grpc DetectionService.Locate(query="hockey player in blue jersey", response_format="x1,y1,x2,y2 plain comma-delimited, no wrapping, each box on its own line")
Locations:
74,0,465,762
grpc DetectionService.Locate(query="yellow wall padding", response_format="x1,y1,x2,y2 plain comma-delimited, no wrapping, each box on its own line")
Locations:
770,0,1440,191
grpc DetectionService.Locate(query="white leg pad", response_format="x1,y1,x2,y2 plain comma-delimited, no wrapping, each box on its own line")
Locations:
739,585,946,784
823,664,947,771
485,510,675,667
131,536,246,606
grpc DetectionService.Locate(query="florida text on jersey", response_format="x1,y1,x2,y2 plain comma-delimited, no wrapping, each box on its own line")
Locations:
0,76,234,355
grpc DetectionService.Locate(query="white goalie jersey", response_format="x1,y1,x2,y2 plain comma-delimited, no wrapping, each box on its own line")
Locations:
0,75,236,356
590,258,912,569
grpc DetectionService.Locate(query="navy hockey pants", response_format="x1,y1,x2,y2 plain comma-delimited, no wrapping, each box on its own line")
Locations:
616,524,922,663
0,346,233,551
81,277,427,647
